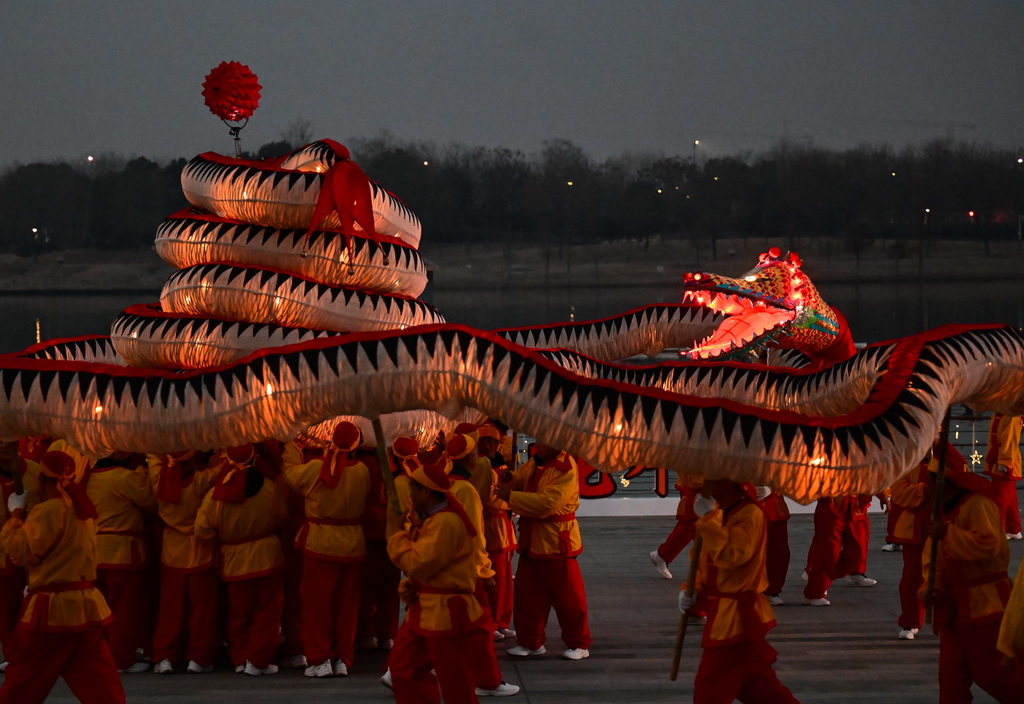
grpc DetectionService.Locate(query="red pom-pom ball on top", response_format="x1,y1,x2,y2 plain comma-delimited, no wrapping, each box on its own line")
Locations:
202,61,262,122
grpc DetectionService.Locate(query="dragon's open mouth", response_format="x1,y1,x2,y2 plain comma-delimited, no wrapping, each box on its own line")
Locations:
682,289,794,360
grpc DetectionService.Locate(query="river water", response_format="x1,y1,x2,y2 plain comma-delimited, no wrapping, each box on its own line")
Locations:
0,278,1020,354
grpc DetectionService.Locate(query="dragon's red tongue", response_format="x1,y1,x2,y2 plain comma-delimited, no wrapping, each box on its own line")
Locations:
691,308,792,359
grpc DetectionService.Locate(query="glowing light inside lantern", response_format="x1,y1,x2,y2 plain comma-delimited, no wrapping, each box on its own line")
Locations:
265,383,274,396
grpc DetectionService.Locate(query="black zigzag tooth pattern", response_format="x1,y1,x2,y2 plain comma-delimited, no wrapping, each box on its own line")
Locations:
181,154,421,247
497,305,724,362
154,213,427,297
1,324,1021,504
158,264,444,335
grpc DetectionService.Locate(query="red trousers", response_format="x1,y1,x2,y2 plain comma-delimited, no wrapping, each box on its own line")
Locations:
389,622,489,704
694,637,799,704
96,568,147,669
0,624,126,704
226,573,284,668
487,549,514,630
152,566,219,666
513,555,590,650
657,518,697,564
990,476,1022,534
765,519,790,596
357,541,400,645
804,502,869,599
938,619,1024,703
897,541,925,630
280,544,303,657
301,556,361,666
0,570,25,663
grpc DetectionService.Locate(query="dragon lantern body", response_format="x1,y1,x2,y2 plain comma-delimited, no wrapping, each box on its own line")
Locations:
0,142,1021,503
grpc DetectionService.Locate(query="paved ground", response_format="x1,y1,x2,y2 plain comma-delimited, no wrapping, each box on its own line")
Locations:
37,510,1024,703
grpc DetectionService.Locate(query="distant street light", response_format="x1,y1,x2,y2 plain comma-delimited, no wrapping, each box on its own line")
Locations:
692,139,700,163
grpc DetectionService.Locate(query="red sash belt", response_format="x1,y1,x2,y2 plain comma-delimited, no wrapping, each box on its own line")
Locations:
538,512,575,523
97,529,146,538
29,580,93,596
414,584,473,595
306,516,362,526
220,531,276,546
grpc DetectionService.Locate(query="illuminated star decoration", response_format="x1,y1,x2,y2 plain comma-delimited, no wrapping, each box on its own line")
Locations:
970,449,983,467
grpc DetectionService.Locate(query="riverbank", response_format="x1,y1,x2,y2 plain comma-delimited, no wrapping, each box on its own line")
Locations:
0,236,1020,293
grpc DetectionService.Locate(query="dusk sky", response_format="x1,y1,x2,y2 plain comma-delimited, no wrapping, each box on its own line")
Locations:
2,1,1021,169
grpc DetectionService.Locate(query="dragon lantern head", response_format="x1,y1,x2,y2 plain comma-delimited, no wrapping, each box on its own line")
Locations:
680,247,854,364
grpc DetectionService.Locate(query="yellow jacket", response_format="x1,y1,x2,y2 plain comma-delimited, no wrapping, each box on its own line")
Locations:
86,462,156,570
984,414,1023,480
283,443,369,561
923,492,1013,629
195,477,287,581
0,498,112,632
692,498,776,647
505,453,582,559
1,463,41,574
387,505,486,635
998,555,1024,659
147,456,218,572
889,463,929,544
449,476,494,580
479,459,515,554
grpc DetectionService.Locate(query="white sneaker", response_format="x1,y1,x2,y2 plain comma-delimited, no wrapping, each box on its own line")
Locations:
493,630,505,641
476,681,521,696
649,550,673,579
562,648,590,660
234,664,245,673
881,543,897,552
280,654,307,669
244,661,279,676
1007,532,1023,540
506,644,546,657
153,658,174,674
186,660,213,674
380,668,393,690
498,628,516,638
803,597,830,606
766,594,785,606
843,574,877,587
0,660,7,673
898,628,918,640
801,569,808,582
379,638,394,651
118,661,151,673
332,659,348,676
304,660,333,678
356,636,378,650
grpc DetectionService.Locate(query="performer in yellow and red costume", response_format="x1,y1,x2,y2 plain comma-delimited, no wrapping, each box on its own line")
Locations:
923,448,1024,702
0,439,41,672
85,451,156,672
147,449,220,674
983,413,1023,539
283,421,369,678
386,458,493,704
678,477,800,704
0,449,126,704
495,441,591,660
195,444,288,675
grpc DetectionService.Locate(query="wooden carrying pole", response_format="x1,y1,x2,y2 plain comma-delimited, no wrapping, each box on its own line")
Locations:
371,418,402,516
924,406,952,624
670,534,703,681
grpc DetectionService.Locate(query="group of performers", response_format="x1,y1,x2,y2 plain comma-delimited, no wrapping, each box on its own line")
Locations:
0,411,1020,702
656,413,1024,703
0,418,594,703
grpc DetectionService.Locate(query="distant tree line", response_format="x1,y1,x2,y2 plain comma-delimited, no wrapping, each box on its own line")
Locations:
1,132,1021,257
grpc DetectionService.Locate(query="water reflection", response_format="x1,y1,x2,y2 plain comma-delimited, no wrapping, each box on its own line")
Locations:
0,278,1021,355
